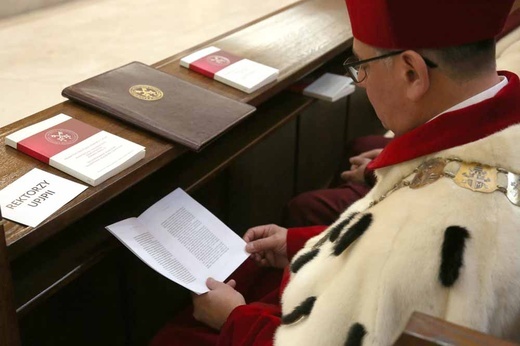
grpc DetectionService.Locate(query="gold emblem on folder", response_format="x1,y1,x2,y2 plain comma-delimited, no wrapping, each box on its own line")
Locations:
129,85,163,101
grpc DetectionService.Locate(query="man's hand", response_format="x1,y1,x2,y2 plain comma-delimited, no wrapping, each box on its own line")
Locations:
340,148,382,183
243,224,288,269
192,278,245,330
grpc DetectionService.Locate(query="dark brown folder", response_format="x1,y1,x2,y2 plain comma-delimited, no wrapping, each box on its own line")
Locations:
62,61,256,151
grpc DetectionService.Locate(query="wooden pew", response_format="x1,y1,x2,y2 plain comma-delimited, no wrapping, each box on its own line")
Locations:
394,312,520,346
0,0,353,344
0,211,20,346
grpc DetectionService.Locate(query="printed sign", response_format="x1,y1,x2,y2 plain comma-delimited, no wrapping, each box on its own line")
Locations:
0,168,87,227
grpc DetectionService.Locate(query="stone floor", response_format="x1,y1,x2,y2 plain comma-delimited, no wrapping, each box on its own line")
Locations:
0,0,298,127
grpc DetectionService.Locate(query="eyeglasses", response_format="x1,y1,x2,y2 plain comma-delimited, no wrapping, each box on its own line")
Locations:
343,50,438,83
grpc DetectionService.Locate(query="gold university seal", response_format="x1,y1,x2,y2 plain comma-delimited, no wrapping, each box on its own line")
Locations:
129,85,163,101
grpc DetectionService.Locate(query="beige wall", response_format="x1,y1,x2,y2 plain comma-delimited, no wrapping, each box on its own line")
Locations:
0,0,78,19
0,0,298,127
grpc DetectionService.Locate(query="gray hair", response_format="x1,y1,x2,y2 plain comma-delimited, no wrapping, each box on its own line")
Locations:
376,39,496,82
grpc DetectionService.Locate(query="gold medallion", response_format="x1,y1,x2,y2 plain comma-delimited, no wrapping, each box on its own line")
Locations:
410,158,446,189
453,162,497,193
129,85,163,101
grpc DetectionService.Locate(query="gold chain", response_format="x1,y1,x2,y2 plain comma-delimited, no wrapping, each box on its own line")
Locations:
368,158,520,207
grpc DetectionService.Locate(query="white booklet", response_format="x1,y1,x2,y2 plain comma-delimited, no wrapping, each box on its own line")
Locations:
303,73,356,102
5,113,145,186
106,188,249,294
180,46,279,94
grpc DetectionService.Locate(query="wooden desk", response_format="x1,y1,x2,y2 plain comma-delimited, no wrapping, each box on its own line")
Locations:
0,0,353,344
394,312,520,346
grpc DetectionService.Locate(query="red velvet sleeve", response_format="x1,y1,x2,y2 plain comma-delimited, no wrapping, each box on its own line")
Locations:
286,225,328,260
217,303,281,346
216,226,327,346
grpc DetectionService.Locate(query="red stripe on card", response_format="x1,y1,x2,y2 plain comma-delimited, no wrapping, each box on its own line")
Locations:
18,144,52,164
190,64,217,78
189,50,243,79
17,118,101,163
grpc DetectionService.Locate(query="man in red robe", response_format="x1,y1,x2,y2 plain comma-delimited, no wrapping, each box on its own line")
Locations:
284,4,520,229
151,0,520,344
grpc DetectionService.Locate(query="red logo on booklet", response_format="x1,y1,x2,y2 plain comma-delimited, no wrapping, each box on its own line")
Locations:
44,129,79,145
17,118,101,163
190,50,242,78
206,55,231,67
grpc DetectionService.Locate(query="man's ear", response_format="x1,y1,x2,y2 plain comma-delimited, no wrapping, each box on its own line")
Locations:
398,50,431,101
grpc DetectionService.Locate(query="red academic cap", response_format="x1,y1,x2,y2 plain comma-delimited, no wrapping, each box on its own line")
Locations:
345,0,515,49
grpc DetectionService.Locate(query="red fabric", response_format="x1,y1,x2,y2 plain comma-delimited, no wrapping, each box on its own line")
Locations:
149,226,326,346
369,71,520,170
218,304,281,346
220,226,327,346
284,135,392,228
345,0,515,49
345,135,393,157
149,258,283,346
286,226,327,260
284,184,371,227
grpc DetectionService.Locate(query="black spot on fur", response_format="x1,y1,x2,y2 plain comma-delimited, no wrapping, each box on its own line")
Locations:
329,212,359,242
281,296,317,325
345,323,366,346
439,226,470,287
291,248,320,273
333,214,373,256
311,213,359,250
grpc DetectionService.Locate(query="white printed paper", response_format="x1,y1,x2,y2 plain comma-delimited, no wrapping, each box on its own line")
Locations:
50,130,145,186
106,188,249,294
0,168,87,227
